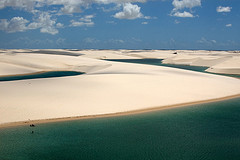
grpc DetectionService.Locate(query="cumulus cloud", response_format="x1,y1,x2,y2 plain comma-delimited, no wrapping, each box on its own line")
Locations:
172,0,201,10
56,23,64,28
173,11,193,18
0,0,36,12
0,0,149,35
114,3,143,19
0,13,60,35
171,0,201,18
60,5,82,14
70,15,95,27
142,21,148,24
96,0,146,4
0,0,147,14
28,12,59,35
216,6,232,13
0,17,29,33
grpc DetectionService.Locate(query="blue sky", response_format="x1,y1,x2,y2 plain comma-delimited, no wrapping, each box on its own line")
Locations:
0,0,239,50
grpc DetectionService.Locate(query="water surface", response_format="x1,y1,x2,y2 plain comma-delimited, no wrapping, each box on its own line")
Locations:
0,58,240,160
0,98,240,160
0,71,84,82
106,59,240,78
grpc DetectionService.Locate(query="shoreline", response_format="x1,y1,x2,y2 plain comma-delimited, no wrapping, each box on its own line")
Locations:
1,93,240,129
0,70,84,78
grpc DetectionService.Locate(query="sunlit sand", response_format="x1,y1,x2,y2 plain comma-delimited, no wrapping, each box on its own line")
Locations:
0,49,240,126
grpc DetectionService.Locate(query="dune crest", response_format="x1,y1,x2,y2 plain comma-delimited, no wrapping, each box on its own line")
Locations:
0,49,240,125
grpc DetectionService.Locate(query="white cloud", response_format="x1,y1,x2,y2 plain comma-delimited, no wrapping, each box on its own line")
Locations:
172,0,201,10
28,12,58,35
173,11,193,17
70,15,95,27
0,0,36,12
60,5,82,14
38,0,86,14
100,4,121,12
56,23,64,28
171,0,201,18
0,13,60,35
142,21,148,24
216,6,232,13
114,3,143,19
0,0,147,14
226,24,232,27
96,0,146,4
144,16,157,19
0,17,29,33
0,0,149,35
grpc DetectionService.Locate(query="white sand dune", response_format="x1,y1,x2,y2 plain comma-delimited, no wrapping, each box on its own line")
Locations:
191,56,231,67
206,56,240,75
80,50,137,59
0,62,40,76
124,50,176,59
161,50,240,74
0,52,112,75
0,50,240,125
162,54,231,67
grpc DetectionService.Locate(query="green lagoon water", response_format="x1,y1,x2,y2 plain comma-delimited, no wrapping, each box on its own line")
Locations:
1,98,240,160
107,59,240,78
0,71,84,82
0,59,240,160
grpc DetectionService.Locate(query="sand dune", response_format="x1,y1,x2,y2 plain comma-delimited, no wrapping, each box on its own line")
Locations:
80,50,136,59
206,57,240,75
0,52,112,75
161,50,240,75
0,62,40,76
0,50,240,125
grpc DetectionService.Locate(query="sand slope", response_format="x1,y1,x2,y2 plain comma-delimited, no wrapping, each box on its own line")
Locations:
0,50,240,124
161,50,240,74
0,52,112,75
206,57,240,75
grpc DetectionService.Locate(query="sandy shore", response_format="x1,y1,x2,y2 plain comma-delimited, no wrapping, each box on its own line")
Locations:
1,93,239,129
1,49,240,127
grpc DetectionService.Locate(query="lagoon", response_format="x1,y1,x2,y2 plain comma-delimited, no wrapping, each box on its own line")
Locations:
0,59,240,160
0,98,240,160
0,71,84,82
106,59,240,78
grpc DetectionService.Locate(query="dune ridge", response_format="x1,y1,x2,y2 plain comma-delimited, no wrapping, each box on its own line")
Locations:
0,49,240,125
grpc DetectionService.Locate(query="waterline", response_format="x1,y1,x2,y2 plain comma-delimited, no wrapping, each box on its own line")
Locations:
0,71,84,82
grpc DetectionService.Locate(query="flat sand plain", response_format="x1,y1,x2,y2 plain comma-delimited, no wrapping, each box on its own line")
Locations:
0,49,240,127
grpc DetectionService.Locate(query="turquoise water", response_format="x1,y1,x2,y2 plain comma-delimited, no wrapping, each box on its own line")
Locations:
0,98,240,160
106,59,208,72
106,59,240,78
0,59,240,160
0,71,84,82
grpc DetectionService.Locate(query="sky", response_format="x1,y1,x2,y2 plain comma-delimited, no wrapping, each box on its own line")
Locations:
0,0,239,50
